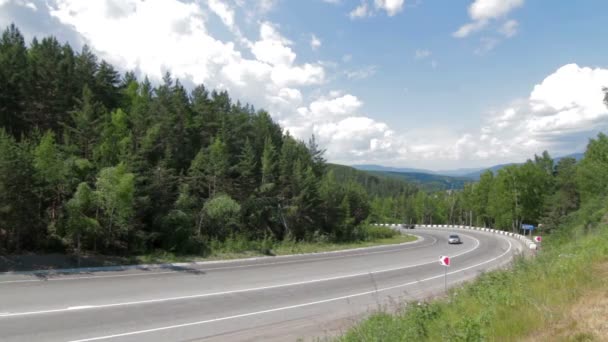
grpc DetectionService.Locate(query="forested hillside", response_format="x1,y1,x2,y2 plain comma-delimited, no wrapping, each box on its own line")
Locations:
367,170,470,191
328,164,417,197
372,129,608,236
2,23,605,259
0,24,376,255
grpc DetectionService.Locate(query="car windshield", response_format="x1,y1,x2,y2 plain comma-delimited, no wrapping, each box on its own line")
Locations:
449,235,459,238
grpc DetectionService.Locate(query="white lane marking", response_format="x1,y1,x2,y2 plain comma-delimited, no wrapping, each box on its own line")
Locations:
68,238,513,342
0,235,477,318
0,234,435,285
0,271,179,284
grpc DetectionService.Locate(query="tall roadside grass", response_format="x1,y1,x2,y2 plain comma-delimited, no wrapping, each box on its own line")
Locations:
136,225,415,264
340,204,608,341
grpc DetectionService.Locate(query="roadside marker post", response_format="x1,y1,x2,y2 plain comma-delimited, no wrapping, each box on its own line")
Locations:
439,256,450,291
534,236,542,252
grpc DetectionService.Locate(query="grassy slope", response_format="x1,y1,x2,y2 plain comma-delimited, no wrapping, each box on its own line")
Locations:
136,230,417,264
340,199,608,341
1,227,416,271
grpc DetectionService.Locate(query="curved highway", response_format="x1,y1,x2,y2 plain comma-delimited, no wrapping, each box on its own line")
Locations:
0,228,525,341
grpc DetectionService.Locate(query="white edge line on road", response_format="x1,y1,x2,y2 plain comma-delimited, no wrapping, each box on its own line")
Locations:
0,234,432,285
0,271,180,284
68,238,513,342
0,234,478,318
0,232,424,278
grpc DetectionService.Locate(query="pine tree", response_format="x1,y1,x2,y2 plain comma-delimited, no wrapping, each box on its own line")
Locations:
0,130,41,251
236,138,258,199
74,45,98,95
208,137,229,197
279,134,297,198
95,60,121,110
34,131,69,232
307,135,326,177
188,147,210,198
65,182,100,257
65,85,104,160
0,24,28,137
261,136,278,191
26,36,69,132
95,108,132,167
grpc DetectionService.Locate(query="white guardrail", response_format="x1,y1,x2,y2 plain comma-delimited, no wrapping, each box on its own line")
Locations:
374,223,538,250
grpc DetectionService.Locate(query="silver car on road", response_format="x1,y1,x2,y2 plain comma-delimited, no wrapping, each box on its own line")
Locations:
448,234,462,244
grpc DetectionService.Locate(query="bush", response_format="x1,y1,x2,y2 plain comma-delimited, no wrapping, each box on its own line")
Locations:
362,225,398,241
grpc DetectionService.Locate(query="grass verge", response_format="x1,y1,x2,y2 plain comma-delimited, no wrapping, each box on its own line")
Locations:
339,205,608,342
0,226,416,272
135,226,416,264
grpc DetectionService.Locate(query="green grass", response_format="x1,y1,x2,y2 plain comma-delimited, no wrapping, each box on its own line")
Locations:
271,233,416,256
132,226,416,265
339,202,608,342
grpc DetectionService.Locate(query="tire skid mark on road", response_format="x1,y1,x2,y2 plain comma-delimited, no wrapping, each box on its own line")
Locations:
0,234,477,318
67,238,513,342
0,234,435,285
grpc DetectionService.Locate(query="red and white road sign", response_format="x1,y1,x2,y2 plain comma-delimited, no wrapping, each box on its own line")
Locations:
439,255,450,267
534,236,542,243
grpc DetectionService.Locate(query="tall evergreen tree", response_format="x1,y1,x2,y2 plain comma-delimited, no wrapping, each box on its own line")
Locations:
34,131,70,232
0,24,28,137
0,130,41,251
236,138,258,199
65,85,104,160
261,136,278,190
207,137,229,197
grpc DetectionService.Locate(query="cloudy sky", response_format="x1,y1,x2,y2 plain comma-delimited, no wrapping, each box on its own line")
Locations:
2,0,608,170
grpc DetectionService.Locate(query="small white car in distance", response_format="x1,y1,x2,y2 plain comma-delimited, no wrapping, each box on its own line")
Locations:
448,234,462,244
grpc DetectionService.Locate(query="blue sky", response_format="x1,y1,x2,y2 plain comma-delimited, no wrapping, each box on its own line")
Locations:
2,0,608,169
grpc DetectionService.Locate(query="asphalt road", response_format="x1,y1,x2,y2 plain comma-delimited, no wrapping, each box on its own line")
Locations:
0,228,525,342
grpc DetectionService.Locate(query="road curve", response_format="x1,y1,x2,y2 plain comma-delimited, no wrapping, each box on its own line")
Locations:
0,228,525,342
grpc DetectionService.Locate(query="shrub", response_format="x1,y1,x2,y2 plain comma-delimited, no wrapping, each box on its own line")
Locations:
363,225,398,240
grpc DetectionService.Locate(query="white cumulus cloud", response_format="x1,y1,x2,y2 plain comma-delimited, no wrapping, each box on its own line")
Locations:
208,0,234,30
459,63,608,165
374,0,405,16
310,34,321,50
6,1,607,169
345,65,377,80
499,19,519,38
350,0,405,19
283,93,397,162
469,0,524,21
454,0,524,38
252,22,295,66
349,2,370,19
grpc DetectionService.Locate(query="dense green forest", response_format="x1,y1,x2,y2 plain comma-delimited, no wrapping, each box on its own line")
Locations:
0,24,387,255
370,132,608,234
1,23,606,258
327,164,417,197
368,170,470,192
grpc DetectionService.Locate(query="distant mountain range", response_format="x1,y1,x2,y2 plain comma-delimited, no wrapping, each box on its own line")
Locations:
458,152,585,179
365,170,471,192
353,164,435,174
352,152,585,183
